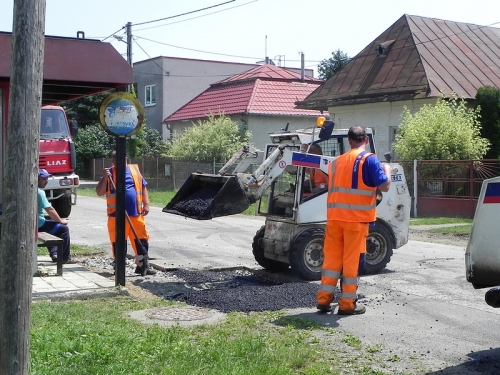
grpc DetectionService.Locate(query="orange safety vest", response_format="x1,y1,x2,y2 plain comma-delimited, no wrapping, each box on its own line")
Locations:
106,164,144,215
312,168,327,186
327,149,377,222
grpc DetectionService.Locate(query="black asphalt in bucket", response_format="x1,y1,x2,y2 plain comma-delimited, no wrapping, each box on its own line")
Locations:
163,173,250,220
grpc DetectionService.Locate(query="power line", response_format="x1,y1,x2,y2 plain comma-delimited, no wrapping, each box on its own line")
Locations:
132,0,236,27
134,0,258,32
135,36,264,61
101,26,126,42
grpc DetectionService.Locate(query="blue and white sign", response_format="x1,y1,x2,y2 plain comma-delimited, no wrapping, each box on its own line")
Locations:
99,92,144,136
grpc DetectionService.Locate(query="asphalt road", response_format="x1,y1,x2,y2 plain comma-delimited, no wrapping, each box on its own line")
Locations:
70,195,264,270
70,196,500,374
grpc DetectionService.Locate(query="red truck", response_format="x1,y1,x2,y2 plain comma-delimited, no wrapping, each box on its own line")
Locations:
39,105,79,218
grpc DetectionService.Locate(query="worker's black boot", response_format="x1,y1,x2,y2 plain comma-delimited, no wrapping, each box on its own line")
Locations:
134,265,157,276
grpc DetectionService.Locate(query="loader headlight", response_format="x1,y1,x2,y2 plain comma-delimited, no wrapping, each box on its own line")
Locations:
316,116,326,127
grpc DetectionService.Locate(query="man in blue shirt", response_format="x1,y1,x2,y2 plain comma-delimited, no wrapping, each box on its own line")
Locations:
38,169,72,262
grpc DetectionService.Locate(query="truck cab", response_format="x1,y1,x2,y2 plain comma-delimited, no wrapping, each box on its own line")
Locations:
39,106,79,218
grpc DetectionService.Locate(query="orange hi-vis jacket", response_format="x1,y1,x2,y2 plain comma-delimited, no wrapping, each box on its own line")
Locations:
327,149,377,223
106,164,144,216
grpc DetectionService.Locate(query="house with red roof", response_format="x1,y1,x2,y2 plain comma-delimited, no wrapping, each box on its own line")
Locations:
297,14,500,157
163,64,323,149
133,56,316,140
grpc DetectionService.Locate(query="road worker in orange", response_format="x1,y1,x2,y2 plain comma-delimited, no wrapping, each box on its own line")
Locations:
95,151,156,275
317,126,391,315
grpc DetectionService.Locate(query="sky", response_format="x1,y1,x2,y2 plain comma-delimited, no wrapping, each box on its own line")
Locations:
1,0,499,76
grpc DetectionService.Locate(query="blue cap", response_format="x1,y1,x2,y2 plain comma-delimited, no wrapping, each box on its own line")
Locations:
38,169,52,178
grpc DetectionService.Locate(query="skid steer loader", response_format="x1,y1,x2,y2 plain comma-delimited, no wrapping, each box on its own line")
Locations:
163,118,411,280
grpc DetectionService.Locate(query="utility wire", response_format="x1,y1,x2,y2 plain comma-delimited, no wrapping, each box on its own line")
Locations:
101,26,126,42
135,36,263,61
134,38,249,78
134,0,258,32
132,0,236,27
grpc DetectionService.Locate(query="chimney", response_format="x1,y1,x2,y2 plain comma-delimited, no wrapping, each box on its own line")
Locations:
300,52,305,81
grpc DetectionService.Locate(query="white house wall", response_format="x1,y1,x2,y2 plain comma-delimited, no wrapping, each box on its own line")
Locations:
328,98,437,158
246,115,319,151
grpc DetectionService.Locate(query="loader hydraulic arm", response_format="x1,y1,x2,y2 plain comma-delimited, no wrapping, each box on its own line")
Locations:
242,146,301,203
218,146,263,176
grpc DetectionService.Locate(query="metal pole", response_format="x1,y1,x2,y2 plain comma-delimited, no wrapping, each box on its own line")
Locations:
115,136,127,286
413,159,418,218
126,22,133,67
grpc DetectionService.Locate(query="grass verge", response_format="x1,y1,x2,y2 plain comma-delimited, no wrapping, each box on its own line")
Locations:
37,243,105,257
409,217,472,225
429,224,472,235
30,297,415,375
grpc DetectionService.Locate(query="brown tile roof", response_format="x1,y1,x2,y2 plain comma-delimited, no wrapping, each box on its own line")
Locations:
296,15,500,109
164,65,322,122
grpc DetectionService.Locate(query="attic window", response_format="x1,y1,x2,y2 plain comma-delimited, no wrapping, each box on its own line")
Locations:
376,40,395,58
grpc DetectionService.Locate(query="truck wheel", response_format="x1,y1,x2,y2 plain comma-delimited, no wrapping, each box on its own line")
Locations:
252,225,289,272
289,228,324,281
364,222,393,274
52,196,72,218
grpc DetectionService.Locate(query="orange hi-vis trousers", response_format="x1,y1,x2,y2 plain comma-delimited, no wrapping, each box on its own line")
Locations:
317,220,368,311
107,215,150,265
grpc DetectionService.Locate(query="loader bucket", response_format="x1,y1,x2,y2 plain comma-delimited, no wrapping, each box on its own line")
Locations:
162,173,250,220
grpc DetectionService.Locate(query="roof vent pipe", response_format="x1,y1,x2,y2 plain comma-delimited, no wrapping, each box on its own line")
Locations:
300,52,304,81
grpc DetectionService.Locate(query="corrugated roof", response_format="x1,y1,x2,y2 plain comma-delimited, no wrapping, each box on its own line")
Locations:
296,14,500,109
165,65,321,122
0,32,132,105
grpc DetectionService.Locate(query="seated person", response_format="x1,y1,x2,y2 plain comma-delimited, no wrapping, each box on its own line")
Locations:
37,169,72,263
302,143,328,196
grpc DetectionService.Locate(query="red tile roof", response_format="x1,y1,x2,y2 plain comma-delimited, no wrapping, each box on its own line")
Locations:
164,65,322,122
297,14,500,109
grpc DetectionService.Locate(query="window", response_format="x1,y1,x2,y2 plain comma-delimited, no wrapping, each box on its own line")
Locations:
145,84,156,106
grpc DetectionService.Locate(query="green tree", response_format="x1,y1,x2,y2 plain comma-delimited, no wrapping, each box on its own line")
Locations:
73,124,114,173
74,124,168,170
128,126,169,158
317,49,350,80
61,92,111,128
168,113,251,162
475,86,500,159
394,96,490,160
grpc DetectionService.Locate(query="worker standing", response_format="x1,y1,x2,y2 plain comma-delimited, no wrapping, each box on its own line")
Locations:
95,151,156,275
317,126,391,315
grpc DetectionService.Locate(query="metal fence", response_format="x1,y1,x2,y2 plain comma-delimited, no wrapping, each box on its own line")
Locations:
83,157,500,217
83,157,226,190
399,159,500,199
399,159,500,217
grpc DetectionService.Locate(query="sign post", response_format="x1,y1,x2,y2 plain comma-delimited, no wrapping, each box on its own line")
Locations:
98,92,144,286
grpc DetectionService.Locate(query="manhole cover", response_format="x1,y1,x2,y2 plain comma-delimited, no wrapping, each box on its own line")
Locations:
145,306,213,321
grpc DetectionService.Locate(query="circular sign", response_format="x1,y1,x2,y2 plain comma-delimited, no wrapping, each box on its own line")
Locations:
99,92,144,136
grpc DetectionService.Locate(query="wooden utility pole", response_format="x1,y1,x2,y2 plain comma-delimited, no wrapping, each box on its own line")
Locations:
0,1,46,373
